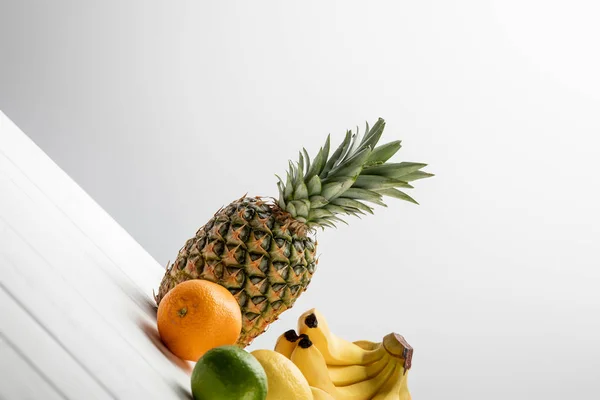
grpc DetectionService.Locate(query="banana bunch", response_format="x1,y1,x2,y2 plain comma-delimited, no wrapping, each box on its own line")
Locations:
271,308,413,400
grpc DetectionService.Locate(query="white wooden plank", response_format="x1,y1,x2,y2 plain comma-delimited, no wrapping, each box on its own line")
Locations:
0,110,164,297
0,286,108,399
0,335,65,400
0,149,157,318
0,173,190,398
0,111,192,398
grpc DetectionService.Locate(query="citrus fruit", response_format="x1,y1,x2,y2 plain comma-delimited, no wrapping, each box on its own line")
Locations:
191,346,267,400
157,279,242,361
251,349,313,400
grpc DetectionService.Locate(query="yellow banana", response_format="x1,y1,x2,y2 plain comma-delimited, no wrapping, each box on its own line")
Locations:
297,309,386,366
382,333,413,373
290,336,339,395
291,335,397,400
278,309,414,400
335,359,396,400
311,386,336,400
371,362,411,400
397,368,411,400
370,333,413,400
273,329,302,359
353,339,380,350
328,353,391,386
400,384,412,400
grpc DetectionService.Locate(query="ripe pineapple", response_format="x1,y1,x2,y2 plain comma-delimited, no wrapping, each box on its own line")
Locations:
155,118,432,347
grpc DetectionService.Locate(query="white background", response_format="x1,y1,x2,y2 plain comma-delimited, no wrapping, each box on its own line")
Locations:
1,1,599,398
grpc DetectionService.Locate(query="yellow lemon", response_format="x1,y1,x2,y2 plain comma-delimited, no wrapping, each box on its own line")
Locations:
251,349,313,400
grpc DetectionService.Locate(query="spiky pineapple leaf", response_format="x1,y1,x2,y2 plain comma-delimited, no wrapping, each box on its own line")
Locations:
277,181,286,209
322,130,352,177
375,188,419,204
347,128,363,159
321,181,345,200
294,161,305,188
344,208,366,218
277,117,432,229
343,188,387,206
321,135,331,166
302,148,311,175
337,131,360,167
328,215,349,226
309,195,328,208
291,200,310,217
353,175,413,190
330,197,374,214
298,151,305,176
306,175,322,196
321,177,355,199
286,201,297,216
312,219,336,229
308,208,334,220
398,170,435,182
306,147,325,181
362,162,427,179
329,147,371,178
284,171,294,200
358,118,386,153
294,180,309,200
367,141,402,165
332,179,355,200
323,203,348,215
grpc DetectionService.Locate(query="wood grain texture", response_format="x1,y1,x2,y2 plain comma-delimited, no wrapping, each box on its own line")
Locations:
0,111,191,399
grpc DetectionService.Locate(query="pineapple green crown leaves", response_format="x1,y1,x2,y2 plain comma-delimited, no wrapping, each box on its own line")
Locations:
276,118,433,229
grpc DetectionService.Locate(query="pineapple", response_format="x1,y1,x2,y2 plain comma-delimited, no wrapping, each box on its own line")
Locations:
155,118,432,347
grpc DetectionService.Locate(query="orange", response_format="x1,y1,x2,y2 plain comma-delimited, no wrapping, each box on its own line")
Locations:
157,280,242,361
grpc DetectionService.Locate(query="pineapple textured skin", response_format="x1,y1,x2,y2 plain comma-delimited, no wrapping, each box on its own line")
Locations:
156,196,316,347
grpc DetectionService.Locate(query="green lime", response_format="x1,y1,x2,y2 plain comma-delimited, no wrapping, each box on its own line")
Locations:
191,345,268,400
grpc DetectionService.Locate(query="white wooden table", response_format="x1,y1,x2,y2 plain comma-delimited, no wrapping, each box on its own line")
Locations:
0,110,192,399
